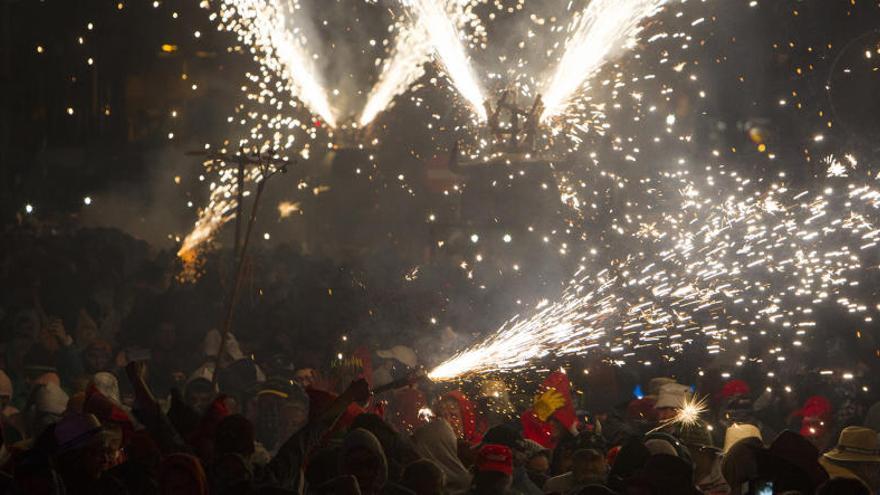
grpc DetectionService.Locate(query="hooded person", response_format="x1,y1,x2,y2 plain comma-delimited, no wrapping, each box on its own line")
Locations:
352,413,421,484
437,390,484,446
521,371,579,450
338,428,389,495
819,426,880,491
413,419,472,494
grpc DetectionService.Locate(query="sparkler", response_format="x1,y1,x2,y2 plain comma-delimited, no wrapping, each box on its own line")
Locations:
647,394,709,434
541,0,667,121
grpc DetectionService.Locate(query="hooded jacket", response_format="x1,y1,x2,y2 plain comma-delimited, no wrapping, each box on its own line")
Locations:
413,419,472,494
339,428,389,495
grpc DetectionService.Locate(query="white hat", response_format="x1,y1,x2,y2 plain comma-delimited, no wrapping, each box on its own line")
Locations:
35,383,70,416
723,423,763,453
203,329,244,361
92,372,120,404
376,345,418,368
654,383,691,409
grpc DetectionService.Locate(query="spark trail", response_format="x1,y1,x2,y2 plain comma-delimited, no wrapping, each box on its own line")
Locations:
430,173,880,380
541,0,667,122
402,0,487,121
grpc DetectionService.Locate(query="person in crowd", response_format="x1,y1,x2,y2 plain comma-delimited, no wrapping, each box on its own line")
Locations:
524,439,552,488
483,424,542,494
522,372,580,451
401,459,446,495
818,426,880,491
337,428,389,495
413,418,472,494
543,448,608,494
675,422,729,494
653,382,691,424
469,444,514,495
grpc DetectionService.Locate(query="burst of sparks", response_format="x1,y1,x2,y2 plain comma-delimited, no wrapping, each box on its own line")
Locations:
541,0,667,121
430,172,880,380
401,0,487,121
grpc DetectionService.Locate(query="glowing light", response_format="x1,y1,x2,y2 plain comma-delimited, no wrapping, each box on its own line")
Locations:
402,0,486,121
541,0,667,121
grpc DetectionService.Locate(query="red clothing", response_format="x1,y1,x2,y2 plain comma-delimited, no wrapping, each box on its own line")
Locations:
521,372,579,449
444,390,484,445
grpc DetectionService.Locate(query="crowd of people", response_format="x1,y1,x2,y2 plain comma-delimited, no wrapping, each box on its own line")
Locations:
2,227,880,495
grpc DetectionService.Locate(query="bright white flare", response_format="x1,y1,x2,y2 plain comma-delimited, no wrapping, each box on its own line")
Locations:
223,0,337,126
402,0,487,121
430,176,880,380
360,24,432,126
541,0,667,121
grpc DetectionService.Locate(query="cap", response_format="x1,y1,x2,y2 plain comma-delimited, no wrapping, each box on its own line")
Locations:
477,444,513,476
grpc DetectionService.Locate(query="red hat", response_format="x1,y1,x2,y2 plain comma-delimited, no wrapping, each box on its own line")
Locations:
796,396,832,420
477,444,513,476
721,379,750,400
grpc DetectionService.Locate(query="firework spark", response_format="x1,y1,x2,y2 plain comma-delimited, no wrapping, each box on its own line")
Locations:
541,0,667,121
402,0,487,121
430,172,880,380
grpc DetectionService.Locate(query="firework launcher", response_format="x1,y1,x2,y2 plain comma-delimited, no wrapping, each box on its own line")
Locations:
331,119,378,151
484,90,544,153
456,90,560,169
372,369,430,395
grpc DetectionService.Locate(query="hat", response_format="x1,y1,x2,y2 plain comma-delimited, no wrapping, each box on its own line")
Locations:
824,426,880,463
721,379,750,400
676,422,718,452
92,372,121,404
655,383,690,409
764,430,828,488
376,345,418,368
203,329,244,361
476,444,513,476
34,383,69,415
723,423,763,453
483,424,526,452
647,377,676,398
55,413,103,453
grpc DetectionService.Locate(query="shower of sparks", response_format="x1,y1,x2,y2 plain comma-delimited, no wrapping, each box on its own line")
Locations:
359,23,430,126
402,0,487,121
430,170,880,380
541,0,667,122
219,0,337,127
360,0,482,126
